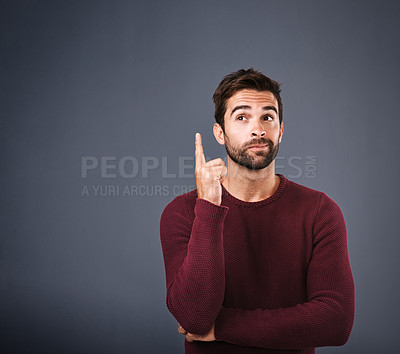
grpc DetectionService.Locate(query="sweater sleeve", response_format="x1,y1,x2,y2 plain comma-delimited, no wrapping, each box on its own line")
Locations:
160,195,229,334
214,193,355,349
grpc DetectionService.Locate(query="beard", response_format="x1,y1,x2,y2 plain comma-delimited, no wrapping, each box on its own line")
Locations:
224,136,280,170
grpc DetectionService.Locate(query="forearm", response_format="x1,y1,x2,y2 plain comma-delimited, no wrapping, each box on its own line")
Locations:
215,289,354,349
161,198,228,334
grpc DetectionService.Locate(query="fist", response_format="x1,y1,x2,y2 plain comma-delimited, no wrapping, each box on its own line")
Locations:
195,133,227,206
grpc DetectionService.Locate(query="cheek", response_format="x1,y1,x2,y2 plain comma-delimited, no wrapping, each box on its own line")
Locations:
225,132,243,146
226,123,249,138
270,124,282,137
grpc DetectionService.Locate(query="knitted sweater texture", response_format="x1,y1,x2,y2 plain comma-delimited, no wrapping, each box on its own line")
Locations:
160,174,354,353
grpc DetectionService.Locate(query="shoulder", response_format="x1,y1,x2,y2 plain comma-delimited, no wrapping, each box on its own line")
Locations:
282,176,344,223
284,177,340,208
284,177,323,200
281,177,323,213
162,189,197,214
160,189,198,227
284,178,346,241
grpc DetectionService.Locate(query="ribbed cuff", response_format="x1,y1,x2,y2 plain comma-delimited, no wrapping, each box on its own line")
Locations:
194,198,229,224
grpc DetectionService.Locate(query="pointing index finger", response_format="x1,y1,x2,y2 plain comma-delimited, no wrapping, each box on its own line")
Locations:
195,133,206,165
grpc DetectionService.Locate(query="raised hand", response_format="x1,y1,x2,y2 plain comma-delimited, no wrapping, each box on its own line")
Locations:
195,133,227,206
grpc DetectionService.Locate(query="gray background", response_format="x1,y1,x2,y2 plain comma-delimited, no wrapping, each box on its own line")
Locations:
1,0,399,353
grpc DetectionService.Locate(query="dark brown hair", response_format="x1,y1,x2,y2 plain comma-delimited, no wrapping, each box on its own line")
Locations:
213,68,283,131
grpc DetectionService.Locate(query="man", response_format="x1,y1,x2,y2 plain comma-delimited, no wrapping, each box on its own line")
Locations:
160,68,354,353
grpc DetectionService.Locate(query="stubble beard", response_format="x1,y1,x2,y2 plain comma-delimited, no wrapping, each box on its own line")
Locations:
224,136,280,171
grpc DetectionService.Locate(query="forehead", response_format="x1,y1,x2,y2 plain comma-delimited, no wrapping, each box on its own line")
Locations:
226,89,278,110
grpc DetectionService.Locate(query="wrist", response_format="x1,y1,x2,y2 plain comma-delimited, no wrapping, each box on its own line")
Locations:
198,196,221,206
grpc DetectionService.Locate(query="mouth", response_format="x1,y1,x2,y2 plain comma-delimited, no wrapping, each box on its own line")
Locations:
247,144,268,151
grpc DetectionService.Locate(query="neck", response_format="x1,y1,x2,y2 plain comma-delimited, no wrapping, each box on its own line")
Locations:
222,157,281,202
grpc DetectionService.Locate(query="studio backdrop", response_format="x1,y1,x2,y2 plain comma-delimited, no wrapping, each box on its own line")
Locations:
1,0,399,353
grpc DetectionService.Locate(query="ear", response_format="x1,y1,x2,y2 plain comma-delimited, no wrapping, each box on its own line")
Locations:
278,122,284,143
213,123,225,145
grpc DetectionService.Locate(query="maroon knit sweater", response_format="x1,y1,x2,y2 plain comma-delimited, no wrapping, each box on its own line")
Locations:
160,174,354,353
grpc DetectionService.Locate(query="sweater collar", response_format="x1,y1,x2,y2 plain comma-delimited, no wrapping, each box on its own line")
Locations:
221,174,287,208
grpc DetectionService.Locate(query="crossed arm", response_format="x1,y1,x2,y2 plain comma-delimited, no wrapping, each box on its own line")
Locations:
160,189,354,349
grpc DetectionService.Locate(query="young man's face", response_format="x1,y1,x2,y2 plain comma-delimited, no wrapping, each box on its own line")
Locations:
214,89,284,170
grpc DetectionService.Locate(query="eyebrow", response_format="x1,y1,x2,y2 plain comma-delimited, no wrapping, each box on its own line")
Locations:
230,105,278,116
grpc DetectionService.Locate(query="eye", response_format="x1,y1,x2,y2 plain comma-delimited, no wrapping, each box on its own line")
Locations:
237,115,246,121
262,115,273,121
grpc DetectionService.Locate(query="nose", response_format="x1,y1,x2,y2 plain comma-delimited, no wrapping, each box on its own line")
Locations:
251,121,266,137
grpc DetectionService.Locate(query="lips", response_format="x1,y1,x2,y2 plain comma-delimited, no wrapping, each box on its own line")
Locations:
248,144,268,150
